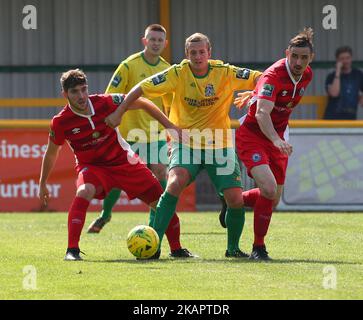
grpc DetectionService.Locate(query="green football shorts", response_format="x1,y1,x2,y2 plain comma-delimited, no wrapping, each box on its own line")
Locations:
169,143,242,193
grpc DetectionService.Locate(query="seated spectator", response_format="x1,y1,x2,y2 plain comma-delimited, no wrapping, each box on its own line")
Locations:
324,46,363,120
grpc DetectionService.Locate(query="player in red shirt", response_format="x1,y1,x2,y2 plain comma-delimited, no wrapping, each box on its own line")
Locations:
235,28,314,260
38,69,183,261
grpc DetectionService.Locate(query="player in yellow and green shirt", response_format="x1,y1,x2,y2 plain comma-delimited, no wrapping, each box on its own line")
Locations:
105,33,262,259
87,24,194,258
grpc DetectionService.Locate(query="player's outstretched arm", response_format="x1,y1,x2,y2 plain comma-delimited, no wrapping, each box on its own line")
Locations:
255,99,292,156
38,139,61,205
105,86,143,128
128,97,186,143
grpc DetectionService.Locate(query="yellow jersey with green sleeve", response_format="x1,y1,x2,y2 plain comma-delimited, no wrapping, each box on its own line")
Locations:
105,51,171,142
140,59,261,149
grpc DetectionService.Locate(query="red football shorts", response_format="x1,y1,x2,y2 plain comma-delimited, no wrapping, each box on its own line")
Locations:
235,126,288,185
75,156,163,204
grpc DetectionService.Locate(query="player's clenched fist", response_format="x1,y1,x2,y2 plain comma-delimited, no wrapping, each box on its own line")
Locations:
273,139,293,156
105,111,121,128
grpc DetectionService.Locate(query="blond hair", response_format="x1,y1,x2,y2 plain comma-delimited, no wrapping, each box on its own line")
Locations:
185,33,211,53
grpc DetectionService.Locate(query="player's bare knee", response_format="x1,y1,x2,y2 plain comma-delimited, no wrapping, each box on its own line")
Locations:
166,178,186,196
76,184,96,201
261,184,277,200
224,192,244,208
226,199,244,208
166,174,188,196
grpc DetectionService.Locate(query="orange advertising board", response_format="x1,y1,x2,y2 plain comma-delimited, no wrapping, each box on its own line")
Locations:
0,129,196,212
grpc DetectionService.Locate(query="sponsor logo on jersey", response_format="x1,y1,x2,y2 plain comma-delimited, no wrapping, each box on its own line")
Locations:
151,72,167,85
92,131,100,139
205,84,215,97
299,87,305,96
287,101,294,108
252,153,262,162
184,96,219,107
281,90,288,96
140,73,146,79
260,84,274,97
111,94,125,105
72,128,81,134
236,68,250,80
111,74,121,87
190,82,196,88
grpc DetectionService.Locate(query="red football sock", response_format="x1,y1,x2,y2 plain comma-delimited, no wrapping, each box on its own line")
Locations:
68,197,90,249
242,188,261,207
165,213,181,251
253,195,274,246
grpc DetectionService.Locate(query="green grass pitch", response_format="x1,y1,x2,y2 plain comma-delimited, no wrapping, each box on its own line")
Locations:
1,212,362,300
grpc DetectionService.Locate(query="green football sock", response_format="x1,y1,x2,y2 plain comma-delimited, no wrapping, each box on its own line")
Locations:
148,209,156,227
225,207,246,253
148,180,167,227
100,189,121,220
153,191,178,246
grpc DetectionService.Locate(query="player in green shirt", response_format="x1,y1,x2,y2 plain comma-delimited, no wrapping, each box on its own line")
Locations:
105,33,262,259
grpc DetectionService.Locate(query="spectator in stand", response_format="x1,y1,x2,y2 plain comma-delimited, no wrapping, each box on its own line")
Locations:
324,46,363,120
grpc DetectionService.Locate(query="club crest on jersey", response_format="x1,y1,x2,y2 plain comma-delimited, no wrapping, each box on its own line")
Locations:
236,68,250,80
92,131,100,139
281,90,288,96
252,153,262,163
72,128,81,134
205,84,215,97
287,101,294,108
151,72,167,85
111,74,122,87
111,94,125,105
299,87,305,96
260,84,274,97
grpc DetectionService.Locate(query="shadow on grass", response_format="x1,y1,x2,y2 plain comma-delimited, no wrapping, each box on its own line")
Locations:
182,232,225,235
83,259,171,264
83,257,362,266
197,258,362,265
261,258,363,265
